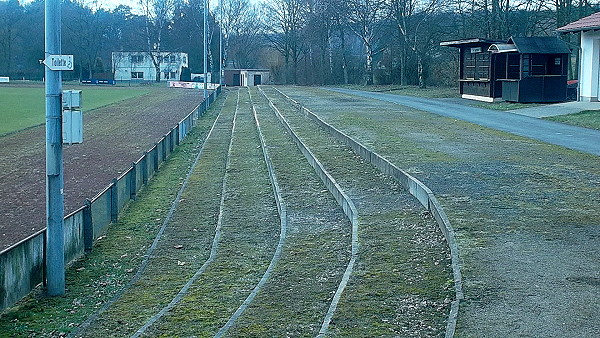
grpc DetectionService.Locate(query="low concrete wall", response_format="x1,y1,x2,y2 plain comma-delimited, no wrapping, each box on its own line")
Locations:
274,87,464,338
0,232,44,310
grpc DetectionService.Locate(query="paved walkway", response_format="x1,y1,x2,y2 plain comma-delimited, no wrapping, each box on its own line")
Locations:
327,88,600,156
509,100,600,118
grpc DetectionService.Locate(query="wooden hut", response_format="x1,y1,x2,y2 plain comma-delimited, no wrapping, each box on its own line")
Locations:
440,38,504,102
489,37,570,103
441,37,570,103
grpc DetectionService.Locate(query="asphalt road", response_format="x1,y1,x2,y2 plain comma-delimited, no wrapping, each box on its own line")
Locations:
327,88,600,156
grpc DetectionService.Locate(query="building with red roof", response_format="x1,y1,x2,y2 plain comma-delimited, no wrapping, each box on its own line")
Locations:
558,12,600,101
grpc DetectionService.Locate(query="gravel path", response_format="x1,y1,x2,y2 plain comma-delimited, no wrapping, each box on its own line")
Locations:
281,86,600,337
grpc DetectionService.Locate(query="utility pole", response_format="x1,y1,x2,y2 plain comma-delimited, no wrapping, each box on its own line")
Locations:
45,0,65,296
203,0,208,99
219,0,223,86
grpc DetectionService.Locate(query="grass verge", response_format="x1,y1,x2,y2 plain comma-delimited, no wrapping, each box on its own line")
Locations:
332,84,459,99
544,109,600,130
470,101,544,111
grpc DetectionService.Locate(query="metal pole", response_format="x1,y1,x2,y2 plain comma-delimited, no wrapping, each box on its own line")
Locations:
203,0,208,99
45,0,65,296
219,0,223,86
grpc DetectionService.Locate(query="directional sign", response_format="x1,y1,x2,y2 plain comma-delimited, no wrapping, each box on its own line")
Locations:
43,55,74,71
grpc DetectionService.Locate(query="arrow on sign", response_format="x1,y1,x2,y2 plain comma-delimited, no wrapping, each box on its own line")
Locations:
43,55,74,71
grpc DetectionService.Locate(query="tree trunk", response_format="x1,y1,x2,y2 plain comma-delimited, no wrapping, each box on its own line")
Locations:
6,28,12,76
88,57,94,80
400,43,407,86
365,44,374,85
328,27,334,84
340,27,349,84
293,50,298,85
417,53,425,89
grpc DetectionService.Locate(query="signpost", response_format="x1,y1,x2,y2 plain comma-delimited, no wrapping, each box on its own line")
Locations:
43,55,74,71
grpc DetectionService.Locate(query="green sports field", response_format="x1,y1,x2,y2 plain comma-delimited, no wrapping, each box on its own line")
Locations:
0,85,150,136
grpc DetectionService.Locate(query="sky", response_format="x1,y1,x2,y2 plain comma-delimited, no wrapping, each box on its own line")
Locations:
16,0,263,12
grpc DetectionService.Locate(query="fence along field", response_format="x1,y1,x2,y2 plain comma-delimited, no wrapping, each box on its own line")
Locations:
0,87,221,312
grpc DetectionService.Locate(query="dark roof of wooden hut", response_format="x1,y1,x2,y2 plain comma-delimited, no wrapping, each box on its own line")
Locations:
507,37,570,54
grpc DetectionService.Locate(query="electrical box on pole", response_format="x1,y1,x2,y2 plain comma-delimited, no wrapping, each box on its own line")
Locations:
62,90,83,144
62,89,81,108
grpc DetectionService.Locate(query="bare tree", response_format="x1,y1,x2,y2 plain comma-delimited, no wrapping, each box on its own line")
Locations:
347,0,387,85
264,0,309,84
140,0,176,81
388,0,443,88
219,0,264,69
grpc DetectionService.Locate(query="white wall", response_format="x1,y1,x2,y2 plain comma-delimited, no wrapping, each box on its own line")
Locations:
240,70,270,86
112,52,188,82
580,31,600,101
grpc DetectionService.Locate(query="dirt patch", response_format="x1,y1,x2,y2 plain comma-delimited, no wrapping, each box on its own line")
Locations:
0,87,203,251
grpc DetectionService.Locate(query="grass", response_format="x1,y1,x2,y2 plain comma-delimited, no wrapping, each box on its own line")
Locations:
262,87,452,336
0,86,150,136
275,86,600,336
141,88,280,336
470,101,544,111
226,87,351,336
76,93,238,337
334,84,460,99
544,109,600,130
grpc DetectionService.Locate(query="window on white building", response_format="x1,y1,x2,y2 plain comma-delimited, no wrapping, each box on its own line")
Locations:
130,55,144,63
132,72,144,79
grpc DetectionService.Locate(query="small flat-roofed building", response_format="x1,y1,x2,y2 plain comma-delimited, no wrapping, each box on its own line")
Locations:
224,69,270,86
557,12,600,101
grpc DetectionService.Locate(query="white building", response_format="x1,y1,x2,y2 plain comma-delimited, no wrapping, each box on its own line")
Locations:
558,13,600,101
112,52,188,82
223,69,271,86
